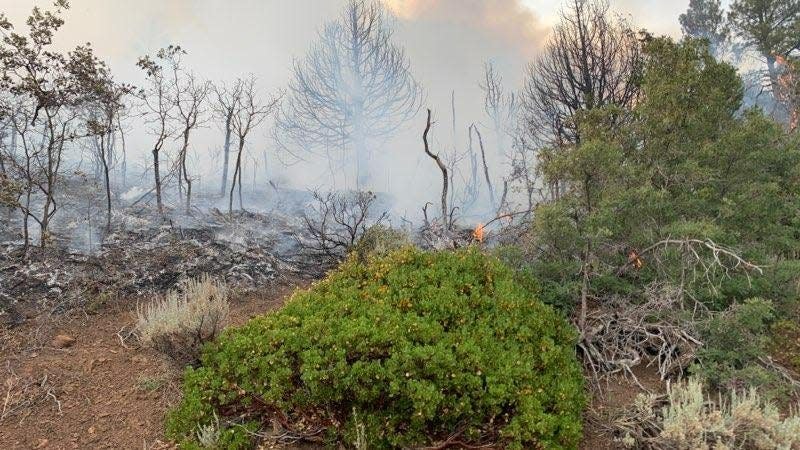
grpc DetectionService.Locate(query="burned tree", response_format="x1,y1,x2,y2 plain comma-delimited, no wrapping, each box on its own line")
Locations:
137,46,181,216
422,109,449,229
299,190,388,263
211,81,242,196
275,0,422,186
86,77,133,231
480,62,517,159
171,61,210,213
469,124,495,210
228,76,280,216
521,0,641,147
0,2,114,248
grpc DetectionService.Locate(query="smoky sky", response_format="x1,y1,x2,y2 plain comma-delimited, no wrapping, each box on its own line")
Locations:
3,0,688,104
3,0,690,218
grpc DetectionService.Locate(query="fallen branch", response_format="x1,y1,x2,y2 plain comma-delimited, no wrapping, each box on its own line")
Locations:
758,356,800,389
579,283,703,388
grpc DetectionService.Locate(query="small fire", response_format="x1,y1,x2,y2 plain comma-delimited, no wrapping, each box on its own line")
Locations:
773,53,799,131
628,250,643,270
473,223,485,243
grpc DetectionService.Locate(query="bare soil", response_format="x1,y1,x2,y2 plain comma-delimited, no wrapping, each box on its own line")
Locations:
580,366,666,450
0,281,301,450
0,280,660,449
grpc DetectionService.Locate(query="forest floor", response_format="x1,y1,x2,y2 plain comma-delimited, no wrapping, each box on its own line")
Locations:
0,276,655,449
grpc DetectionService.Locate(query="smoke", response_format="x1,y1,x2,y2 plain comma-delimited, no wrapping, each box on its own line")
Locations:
2,0,693,233
385,0,549,59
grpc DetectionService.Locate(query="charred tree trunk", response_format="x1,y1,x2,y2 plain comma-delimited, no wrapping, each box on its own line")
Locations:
180,130,192,214
229,141,245,216
422,109,449,229
220,111,233,195
152,147,163,215
471,125,495,210
100,134,112,231
117,115,127,189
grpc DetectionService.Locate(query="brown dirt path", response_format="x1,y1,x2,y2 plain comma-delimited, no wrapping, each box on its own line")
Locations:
0,282,302,450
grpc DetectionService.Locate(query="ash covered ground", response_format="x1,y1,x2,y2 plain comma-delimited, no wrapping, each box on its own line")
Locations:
0,183,324,326
0,178,487,327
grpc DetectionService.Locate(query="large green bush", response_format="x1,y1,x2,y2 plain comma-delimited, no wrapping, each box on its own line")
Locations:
166,247,585,449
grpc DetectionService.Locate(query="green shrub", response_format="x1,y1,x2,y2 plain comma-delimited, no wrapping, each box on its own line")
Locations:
771,319,800,372
166,247,585,449
691,298,781,394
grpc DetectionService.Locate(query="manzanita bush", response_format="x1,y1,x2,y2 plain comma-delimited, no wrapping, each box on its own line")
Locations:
166,247,585,449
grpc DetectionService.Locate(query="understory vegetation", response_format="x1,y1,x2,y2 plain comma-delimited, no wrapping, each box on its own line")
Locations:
166,248,585,449
613,378,800,449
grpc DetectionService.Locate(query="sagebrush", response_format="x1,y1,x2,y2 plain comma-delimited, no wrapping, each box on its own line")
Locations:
136,275,230,363
616,378,800,449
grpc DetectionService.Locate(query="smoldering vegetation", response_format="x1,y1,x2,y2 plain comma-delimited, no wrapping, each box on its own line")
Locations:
1,0,800,448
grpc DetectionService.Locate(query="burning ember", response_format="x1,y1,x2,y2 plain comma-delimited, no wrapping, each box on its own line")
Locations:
774,54,798,131
628,250,643,270
473,223,485,243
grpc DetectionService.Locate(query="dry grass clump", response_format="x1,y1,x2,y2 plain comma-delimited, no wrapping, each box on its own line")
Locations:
614,378,800,449
136,275,230,363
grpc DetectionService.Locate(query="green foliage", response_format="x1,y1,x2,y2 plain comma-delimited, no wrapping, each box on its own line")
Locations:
166,247,585,449
520,34,800,402
772,319,800,371
691,299,782,393
525,36,800,316
729,0,800,57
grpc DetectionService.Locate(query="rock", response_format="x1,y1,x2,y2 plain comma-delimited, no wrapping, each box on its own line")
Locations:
52,334,76,348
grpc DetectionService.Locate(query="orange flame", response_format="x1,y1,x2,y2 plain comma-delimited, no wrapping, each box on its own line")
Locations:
473,223,485,243
773,53,799,131
628,250,643,270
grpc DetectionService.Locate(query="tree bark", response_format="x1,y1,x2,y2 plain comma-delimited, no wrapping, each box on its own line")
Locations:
220,112,233,195
152,147,163,215
100,134,112,231
180,130,192,214
229,142,244,216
